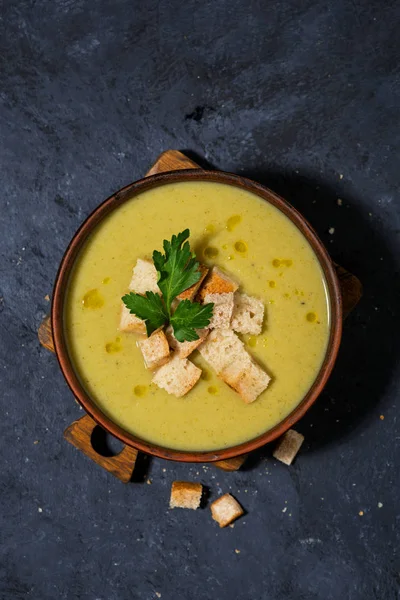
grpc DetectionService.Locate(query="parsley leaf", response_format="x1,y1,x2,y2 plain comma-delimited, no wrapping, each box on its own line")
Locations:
153,229,201,311
121,291,168,337
170,300,214,342
122,230,214,342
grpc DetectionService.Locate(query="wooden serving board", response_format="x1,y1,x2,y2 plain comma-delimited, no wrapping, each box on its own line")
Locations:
38,150,362,482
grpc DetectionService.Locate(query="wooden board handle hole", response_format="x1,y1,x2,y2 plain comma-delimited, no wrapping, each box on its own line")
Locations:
90,425,125,458
64,414,138,483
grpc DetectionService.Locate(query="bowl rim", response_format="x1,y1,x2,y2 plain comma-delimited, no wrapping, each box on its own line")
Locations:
52,169,342,462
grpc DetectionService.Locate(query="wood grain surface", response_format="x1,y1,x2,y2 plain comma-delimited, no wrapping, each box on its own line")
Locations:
64,414,138,483
145,150,199,176
38,315,54,353
213,455,249,471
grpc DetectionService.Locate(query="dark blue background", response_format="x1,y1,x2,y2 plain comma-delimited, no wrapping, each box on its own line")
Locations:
1,1,399,598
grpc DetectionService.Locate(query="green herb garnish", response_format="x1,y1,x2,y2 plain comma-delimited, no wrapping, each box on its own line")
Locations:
122,229,213,342
122,291,168,333
170,299,214,342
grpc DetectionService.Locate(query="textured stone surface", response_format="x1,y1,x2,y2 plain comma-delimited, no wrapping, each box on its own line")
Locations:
1,0,400,598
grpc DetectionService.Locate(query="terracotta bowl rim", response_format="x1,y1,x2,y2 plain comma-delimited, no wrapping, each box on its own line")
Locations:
51,169,342,462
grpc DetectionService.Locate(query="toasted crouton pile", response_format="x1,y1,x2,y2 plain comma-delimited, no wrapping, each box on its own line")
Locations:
120,260,270,402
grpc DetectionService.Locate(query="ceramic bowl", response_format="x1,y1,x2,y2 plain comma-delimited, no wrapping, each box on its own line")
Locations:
52,170,342,462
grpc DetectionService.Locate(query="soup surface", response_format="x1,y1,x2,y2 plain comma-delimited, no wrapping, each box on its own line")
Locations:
65,181,330,451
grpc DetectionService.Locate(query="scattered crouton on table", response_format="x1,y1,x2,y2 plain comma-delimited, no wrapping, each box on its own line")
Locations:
211,493,244,527
170,481,203,509
121,254,271,402
273,429,304,465
152,354,202,397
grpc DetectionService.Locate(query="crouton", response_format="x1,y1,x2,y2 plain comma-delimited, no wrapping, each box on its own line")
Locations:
203,292,234,329
219,353,252,384
236,360,271,404
243,365,270,403
220,356,271,403
152,355,202,397
200,329,270,402
231,293,264,335
119,304,146,335
273,429,304,465
197,266,239,301
177,265,209,301
198,328,244,374
165,326,209,359
137,329,170,370
170,481,203,509
211,493,244,527
129,258,160,295
121,259,160,334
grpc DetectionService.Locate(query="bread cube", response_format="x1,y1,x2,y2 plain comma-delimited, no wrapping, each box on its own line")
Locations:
129,258,160,295
170,481,203,509
198,328,244,374
137,329,170,370
165,326,209,359
177,265,209,301
203,292,234,329
231,293,264,335
197,266,239,302
219,353,251,385
152,355,202,397
220,356,271,403
211,493,244,527
119,304,146,335
273,429,304,465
